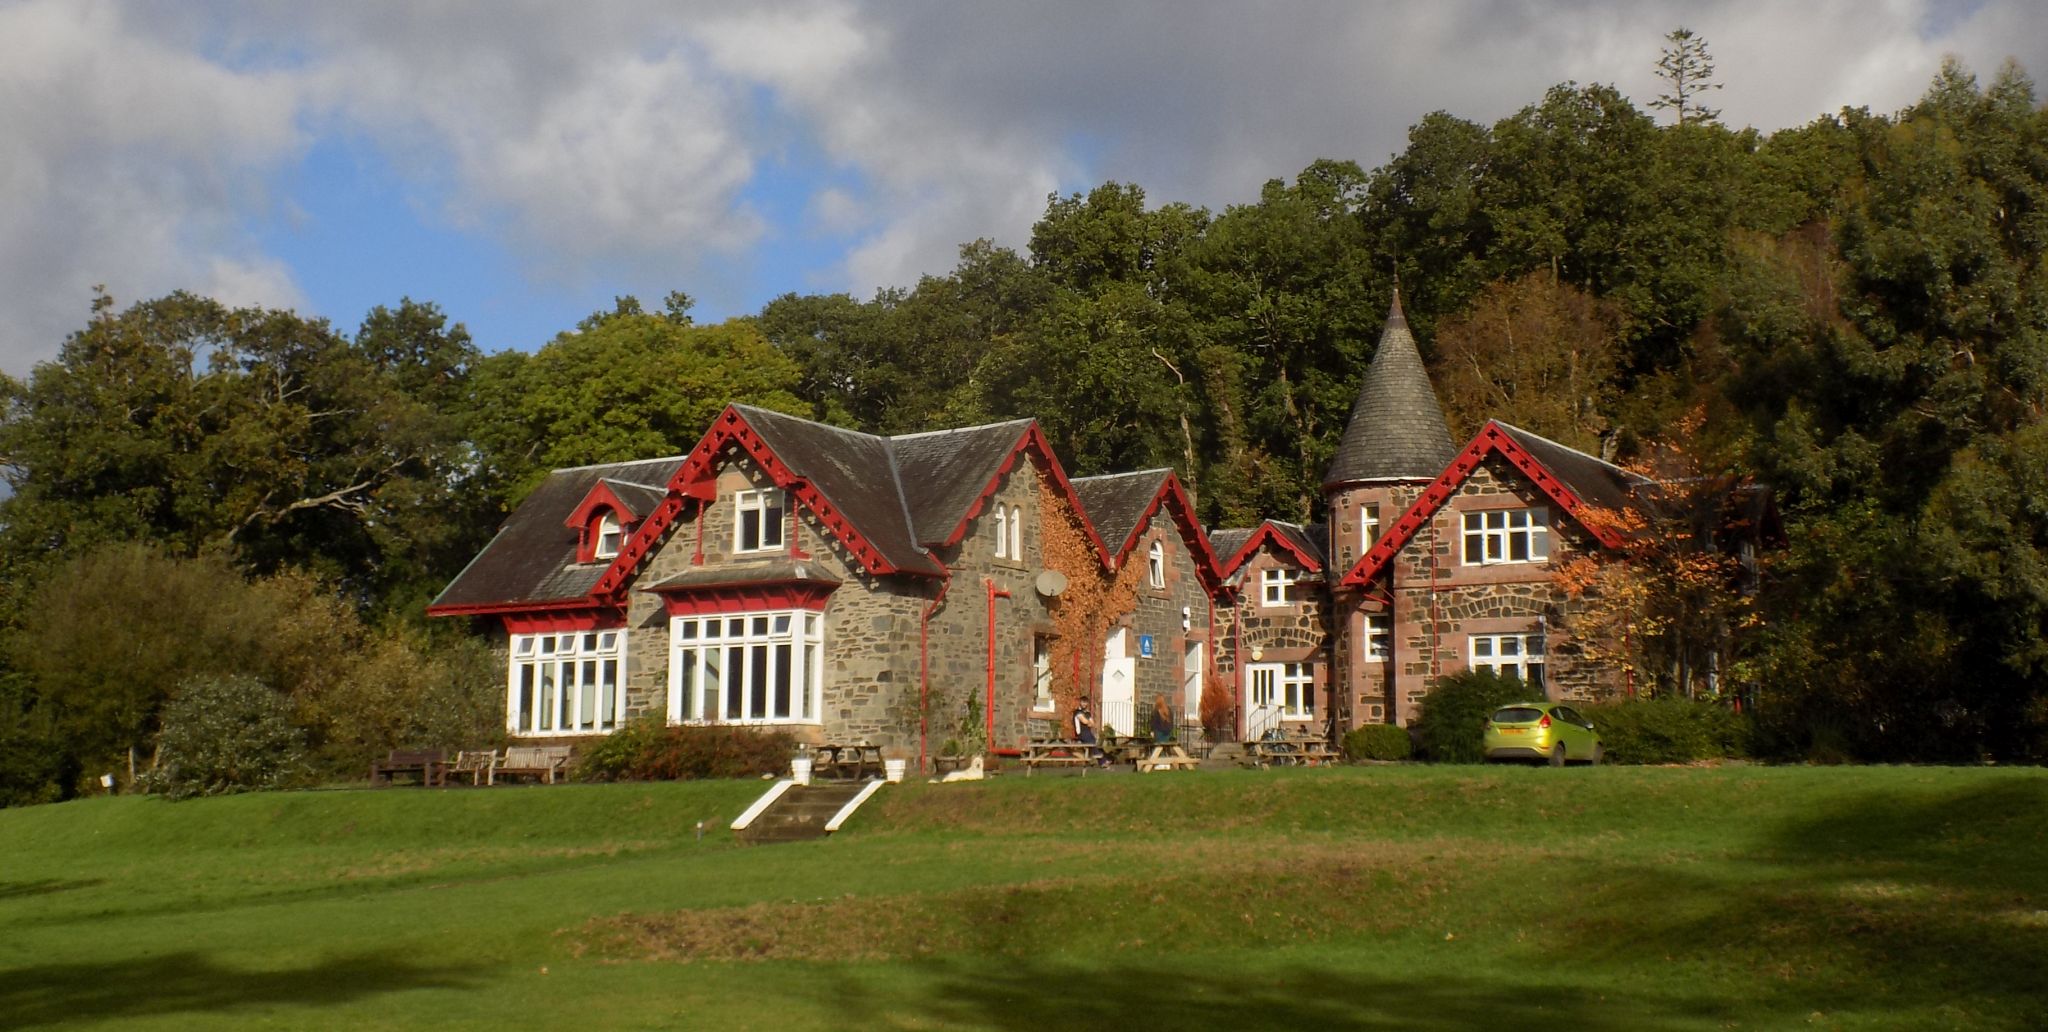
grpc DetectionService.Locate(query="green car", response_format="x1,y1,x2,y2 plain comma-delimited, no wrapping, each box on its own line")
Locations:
1482,702,1602,765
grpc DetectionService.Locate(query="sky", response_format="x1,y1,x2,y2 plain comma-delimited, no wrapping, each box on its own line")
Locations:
0,0,2041,373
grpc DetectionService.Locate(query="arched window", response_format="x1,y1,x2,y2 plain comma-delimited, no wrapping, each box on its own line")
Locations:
595,513,623,559
994,505,1010,558
1009,505,1023,560
1147,540,1165,588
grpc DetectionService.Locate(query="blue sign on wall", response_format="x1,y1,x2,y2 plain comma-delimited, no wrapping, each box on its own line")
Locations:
1139,634,1155,658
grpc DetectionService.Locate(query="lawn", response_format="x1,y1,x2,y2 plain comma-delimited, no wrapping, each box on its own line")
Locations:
3,764,2045,1031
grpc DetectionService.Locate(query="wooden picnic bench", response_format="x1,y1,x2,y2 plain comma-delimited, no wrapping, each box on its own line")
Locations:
370,749,447,787
1244,734,1343,769
1135,742,1200,773
489,745,572,784
1021,739,1100,775
810,742,883,781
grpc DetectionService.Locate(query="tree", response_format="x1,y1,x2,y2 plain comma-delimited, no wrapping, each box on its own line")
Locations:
1650,28,1723,126
1430,273,1625,450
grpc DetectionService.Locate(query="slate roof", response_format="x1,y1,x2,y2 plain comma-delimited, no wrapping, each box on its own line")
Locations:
1211,520,1326,576
1493,423,1644,513
433,406,1064,611
641,558,841,593
431,455,688,610
1324,292,1458,488
1070,469,1173,558
890,418,1039,543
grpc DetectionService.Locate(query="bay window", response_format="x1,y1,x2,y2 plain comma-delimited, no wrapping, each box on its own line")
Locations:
509,630,623,735
671,609,823,724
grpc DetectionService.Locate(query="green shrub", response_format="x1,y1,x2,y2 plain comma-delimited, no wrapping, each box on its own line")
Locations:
140,675,309,800
1413,669,1541,763
1342,723,1414,761
575,720,798,782
1580,698,1753,764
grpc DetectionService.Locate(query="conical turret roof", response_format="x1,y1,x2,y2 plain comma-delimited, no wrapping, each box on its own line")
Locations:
1323,292,1456,488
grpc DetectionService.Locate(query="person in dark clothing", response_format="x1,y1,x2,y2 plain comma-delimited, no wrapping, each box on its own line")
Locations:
1072,698,1097,744
1149,695,1174,743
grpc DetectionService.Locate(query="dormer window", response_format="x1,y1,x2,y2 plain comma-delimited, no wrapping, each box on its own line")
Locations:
735,488,785,553
594,513,623,560
1260,568,1296,607
1147,540,1166,588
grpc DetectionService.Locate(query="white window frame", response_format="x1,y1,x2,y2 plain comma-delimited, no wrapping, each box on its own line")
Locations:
1147,540,1166,588
1360,504,1381,553
508,630,625,736
994,505,1009,558
1470,632,1546,683
1009,504,1023,560
1364,614,1391,661
1260,568,1295,607
594,513,623,560
1249,661,1315,720
1032,635,1055,712
1462,507,1549,566
733,488,786,553
669,609,824,725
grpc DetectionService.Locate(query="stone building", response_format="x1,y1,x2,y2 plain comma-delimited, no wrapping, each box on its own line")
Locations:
427,403,1227,764
1211,293,1647,733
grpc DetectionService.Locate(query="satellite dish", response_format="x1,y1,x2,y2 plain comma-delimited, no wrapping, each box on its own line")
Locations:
1035,569,1068,597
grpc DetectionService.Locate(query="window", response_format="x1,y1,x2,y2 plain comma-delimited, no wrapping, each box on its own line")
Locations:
1260,568,1296,607
994,504,1023,560
1360,504,1381,553
594,513,623,560
734,489,785,553
672,609,823,724
1147,541,1166,588
509,631,623,735
1470,632,1546,684
1364,614,1391,661
1032,635,1055,712
1249,662,1315,719
1462,508,1549,565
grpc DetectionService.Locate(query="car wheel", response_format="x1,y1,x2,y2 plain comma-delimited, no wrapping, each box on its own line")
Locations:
1589,743,1603,766
1548,743,1566,767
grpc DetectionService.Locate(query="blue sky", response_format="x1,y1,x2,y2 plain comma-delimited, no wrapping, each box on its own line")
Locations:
1,0,2039,369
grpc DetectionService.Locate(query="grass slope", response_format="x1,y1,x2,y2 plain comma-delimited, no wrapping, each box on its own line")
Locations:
3,765,2045,1031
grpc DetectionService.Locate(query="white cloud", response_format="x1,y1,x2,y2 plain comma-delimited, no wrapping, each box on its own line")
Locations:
2,0,2043,373
0,0,304,371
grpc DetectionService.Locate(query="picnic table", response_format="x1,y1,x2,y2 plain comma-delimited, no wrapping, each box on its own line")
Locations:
1243,733,1343,769
1021,739,1100,775
809,742,883,781
1135,742,1199,773
370,749,448,787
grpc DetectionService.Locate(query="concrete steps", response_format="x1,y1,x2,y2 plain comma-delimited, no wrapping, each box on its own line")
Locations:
735,782,869,845
1201,742,1249,770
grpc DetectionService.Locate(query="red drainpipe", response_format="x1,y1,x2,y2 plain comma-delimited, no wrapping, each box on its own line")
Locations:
919,556,953,773
985,578,1011,748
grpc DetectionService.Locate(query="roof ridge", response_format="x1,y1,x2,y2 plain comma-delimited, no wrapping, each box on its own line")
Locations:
888,417,1036,441
1491,421,1643,481
547,454,690,474
1072,467,1173,482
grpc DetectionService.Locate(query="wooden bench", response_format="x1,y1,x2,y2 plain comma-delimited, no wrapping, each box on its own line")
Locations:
445,750,499,786
490,746,572,785
370,749,447,787
1021,740,1100,775
1135,743,1200,773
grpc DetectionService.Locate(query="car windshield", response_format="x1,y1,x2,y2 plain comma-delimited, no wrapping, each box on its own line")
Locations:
1491,707,1546,724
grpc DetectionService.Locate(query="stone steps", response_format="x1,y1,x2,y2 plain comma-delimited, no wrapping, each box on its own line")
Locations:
735,783,869,845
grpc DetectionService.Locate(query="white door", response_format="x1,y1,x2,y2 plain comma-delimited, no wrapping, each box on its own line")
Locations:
1182,641,1204,721
1101,628,1135,735
1246,662,1284,739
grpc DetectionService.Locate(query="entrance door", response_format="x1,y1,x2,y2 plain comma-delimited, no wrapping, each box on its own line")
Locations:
1182,641,1204,721
1245,662,1283,740
1101,627,1135,735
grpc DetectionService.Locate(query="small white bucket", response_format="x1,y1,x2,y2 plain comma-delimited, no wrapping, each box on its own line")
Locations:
883,758,907,783
790,757,813,786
